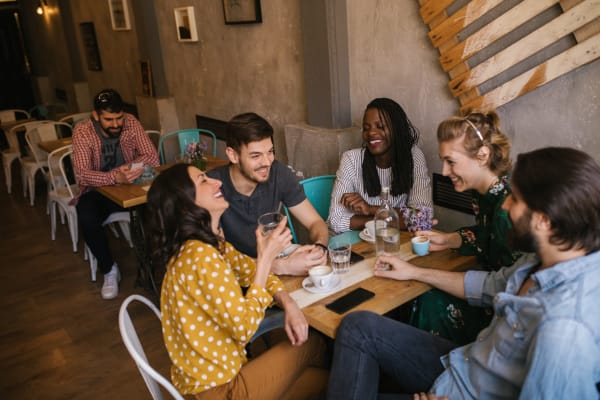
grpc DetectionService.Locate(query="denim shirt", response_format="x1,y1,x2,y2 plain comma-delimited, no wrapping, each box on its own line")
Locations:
430,250,600,399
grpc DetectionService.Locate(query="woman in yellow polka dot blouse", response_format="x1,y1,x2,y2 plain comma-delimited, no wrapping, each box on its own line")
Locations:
146,163,328,399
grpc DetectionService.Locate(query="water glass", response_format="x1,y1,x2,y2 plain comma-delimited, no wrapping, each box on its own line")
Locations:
257,212,284,236
328,242,351,274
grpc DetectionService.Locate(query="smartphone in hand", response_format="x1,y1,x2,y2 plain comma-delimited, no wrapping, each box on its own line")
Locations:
131,162,144,171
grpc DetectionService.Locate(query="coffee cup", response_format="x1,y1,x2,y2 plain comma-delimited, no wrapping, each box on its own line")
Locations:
411,235,430,256
364,220,375,239
308,265,334,289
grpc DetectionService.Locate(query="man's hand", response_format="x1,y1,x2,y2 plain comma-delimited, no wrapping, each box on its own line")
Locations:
272,244,327,276
114,164,144,184
373,254,420,281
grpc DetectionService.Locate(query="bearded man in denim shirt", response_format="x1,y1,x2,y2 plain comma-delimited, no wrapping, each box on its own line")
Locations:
327,147,600,400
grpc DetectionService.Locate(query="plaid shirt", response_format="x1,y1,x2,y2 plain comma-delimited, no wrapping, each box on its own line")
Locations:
71,113,159,203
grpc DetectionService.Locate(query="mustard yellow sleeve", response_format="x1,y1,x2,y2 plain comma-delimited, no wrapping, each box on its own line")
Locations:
179,241,271,343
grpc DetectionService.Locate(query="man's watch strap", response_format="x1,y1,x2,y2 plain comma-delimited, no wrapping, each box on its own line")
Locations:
315,242,328,253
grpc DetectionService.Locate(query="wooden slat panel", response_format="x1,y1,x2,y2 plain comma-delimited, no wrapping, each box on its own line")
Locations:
439,0,560,72
429,0,503,48
449,0,600,97
460,33,600,113
419,0,455,25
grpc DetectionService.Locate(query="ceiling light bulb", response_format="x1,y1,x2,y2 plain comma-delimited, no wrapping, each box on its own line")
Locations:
36,5,43,15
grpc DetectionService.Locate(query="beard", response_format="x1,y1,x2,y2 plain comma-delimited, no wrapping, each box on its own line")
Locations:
238,158,270,184
104,126,123,138
509,209,538,253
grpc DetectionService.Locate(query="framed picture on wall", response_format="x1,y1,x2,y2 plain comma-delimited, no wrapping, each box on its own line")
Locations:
174,6,198,42
108,0,131,31
223,0,262,25
140,60,153,97
79,22,102,71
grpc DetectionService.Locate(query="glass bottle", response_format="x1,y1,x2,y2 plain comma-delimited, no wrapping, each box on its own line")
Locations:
374,186,400,269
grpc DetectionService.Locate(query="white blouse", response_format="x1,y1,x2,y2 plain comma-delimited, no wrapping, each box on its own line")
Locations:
328,147,433,233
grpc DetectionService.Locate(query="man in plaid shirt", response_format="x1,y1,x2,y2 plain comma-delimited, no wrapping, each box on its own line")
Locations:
72,88,159,299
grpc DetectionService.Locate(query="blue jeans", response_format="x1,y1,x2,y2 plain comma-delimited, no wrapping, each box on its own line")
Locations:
327,311,458,400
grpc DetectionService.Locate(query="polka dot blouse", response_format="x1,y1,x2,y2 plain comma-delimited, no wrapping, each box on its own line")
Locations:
160,239,284,394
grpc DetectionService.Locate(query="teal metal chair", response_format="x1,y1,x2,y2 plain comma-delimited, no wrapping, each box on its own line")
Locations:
285,174,336,244
157,128,217,164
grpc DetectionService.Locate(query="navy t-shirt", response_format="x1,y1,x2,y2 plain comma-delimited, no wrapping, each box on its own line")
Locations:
207,160,305,257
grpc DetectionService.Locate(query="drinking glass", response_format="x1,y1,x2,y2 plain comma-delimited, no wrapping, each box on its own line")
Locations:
328,242,351,274
257,212,284,236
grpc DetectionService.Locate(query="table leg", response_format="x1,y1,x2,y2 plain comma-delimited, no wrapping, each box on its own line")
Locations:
129,205,159,296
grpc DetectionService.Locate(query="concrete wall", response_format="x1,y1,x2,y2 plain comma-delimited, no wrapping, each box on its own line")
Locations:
17,0,600,230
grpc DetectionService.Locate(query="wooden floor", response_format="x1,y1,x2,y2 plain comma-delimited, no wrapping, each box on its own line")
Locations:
0,170,171,399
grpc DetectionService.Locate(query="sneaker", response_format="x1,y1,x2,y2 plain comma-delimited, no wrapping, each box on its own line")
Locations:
101,265,121,300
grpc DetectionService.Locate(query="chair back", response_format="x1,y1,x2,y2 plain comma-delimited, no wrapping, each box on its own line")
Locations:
6,120,53,154
58,112,91,128
47,145,77,197
25,122,72,163
0,109,31,123
285,174,336,244
28,103,67,120
146,130,161,151
158,128,217,164
119,295,184,400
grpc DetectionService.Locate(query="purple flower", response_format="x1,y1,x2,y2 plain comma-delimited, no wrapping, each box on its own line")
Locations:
184,140,208,161
401,206,433,232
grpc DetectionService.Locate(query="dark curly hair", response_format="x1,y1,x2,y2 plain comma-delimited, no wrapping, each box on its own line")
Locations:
362,98,420,197
145,164,220,274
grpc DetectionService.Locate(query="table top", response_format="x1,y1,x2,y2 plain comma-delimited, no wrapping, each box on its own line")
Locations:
38,137,72,153
280,232,477,338
96,157,229,208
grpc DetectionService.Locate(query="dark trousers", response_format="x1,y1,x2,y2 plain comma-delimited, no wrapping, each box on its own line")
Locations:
327,311,459,400
76,190,126,275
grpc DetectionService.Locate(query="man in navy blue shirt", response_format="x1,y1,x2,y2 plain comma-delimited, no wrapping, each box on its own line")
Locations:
207,113,329,276
327,147,600,399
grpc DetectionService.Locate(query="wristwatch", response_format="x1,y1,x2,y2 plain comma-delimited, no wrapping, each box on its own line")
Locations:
314,242,328,253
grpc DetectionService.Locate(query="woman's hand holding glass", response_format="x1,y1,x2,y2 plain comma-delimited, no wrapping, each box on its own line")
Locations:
255,216,292,264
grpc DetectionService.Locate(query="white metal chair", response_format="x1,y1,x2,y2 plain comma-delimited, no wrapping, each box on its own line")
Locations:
22,121,73,207
0,108,30,123
2,120,52,194
47,145,80,252
58,112,91,128
119,294,184,400
146,130,161,151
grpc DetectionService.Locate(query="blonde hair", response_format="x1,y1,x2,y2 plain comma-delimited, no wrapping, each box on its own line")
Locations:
437,111,512,175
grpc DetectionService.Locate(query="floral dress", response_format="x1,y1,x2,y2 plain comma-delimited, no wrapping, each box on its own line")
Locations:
409,176,521,345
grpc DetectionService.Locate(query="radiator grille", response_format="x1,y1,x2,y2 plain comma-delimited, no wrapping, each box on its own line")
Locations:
432,173,473,215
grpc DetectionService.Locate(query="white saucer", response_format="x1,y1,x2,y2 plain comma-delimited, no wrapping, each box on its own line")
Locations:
359,230,375,243
302,276,342,294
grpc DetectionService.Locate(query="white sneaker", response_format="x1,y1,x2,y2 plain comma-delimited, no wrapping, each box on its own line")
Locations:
101,265,121,300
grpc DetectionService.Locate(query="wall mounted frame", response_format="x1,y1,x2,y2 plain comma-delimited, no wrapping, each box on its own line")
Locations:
79,22,102,71
174,6,198,42
108,0,131,31
223,0,262,24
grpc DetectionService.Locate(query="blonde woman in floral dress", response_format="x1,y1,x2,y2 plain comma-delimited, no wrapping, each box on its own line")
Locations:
145,163,328,399
410,111,520,345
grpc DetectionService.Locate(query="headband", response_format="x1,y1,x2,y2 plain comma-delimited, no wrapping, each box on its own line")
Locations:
465,119,484,142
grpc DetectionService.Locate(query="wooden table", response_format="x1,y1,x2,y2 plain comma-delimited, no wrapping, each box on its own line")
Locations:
38,137,72,153
96,157,229,207
280,232,477,338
